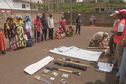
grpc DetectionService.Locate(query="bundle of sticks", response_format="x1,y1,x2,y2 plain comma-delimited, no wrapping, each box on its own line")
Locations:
56,59,89,71
63,63,87,71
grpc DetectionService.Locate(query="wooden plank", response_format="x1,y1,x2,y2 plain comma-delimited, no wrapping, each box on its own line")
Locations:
87,47,104,49
87,46,109,49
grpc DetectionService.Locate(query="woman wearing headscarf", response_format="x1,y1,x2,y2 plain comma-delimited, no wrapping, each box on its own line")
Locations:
66,25,74,37
56,26,63,39
24,15,33,38
4,17,18,52
15,16,26,48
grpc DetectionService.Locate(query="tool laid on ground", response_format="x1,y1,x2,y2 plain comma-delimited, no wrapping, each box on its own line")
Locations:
54,62,62,66
60,79,66,84
57,59,89,67
24,56,54,75
34,75,51,84
46,65,81,75
63,63,87,71
50,77,55,80
72,61,80,63
42,75,46,77
87,46,109,49
63,58,71,61
62,74,69,78
52,72,58,76
42,69,50,74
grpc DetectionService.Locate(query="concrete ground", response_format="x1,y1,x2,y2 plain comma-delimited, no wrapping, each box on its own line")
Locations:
0,26,119,84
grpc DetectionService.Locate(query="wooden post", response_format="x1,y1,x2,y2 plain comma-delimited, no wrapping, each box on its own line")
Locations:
70,0,72,25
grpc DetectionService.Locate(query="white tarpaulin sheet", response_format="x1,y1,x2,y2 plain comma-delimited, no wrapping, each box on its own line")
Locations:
24,56,54,75
49,46,102,62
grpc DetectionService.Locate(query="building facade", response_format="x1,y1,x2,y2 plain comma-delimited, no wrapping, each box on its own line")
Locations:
0,0,36,10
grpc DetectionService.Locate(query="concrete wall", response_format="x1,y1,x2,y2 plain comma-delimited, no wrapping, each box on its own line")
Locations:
64,13,114,27
0,10,63,28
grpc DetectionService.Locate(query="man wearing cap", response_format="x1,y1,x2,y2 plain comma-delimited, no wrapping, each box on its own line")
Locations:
89,32,109,48
74,14,82,35
106,11,120,56
112,9,126,69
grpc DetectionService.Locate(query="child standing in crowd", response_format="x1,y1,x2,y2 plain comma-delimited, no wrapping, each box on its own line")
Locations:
0,25,6,55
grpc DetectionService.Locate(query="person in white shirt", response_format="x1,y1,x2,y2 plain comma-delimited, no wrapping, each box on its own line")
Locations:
48,13,54,40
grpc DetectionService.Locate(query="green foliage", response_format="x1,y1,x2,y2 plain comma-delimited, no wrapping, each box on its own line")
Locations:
89,0,95,3
31,5,36,9
109,0,125,4
104,3,126,7
61,2,96,13
104,0,126,7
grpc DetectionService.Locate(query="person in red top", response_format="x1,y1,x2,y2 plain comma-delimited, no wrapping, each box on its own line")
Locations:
0,25,6,55
60,16,66,32
34,16,42,43
112,9,126,69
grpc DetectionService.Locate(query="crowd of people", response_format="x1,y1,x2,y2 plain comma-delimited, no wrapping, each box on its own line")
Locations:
0,13,81,55
104,9,126,84
1,9,126,84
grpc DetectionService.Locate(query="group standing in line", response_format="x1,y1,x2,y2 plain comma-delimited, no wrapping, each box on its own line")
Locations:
0,13,82,55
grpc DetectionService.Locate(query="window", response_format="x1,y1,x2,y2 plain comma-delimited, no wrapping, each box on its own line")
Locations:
101,8,104,11
22,4,26,8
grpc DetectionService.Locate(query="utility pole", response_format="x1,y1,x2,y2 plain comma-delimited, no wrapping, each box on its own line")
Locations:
95,0,97,3
56,0,59,12
70,0,72,25
47,0,50,12
59,0,61,13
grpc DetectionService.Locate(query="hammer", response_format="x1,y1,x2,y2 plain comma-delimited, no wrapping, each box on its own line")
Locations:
46,65,81,75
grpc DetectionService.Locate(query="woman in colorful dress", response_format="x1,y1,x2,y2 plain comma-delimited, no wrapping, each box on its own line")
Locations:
10,18,18,51
0,25,6,54
66,25,74,37
16,17,26,48
56,26,63,39
24,15,33,38
4,17,18,52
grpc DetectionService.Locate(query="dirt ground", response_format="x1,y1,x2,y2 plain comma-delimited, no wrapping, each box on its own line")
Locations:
0,25,119,84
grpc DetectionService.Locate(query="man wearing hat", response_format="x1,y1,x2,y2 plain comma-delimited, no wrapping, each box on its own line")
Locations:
106,11,120,56
89,32,109,48
74,14,82,35
112,9,126,69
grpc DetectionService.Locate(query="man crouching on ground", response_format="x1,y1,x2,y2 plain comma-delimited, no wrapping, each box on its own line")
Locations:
89,32,109,48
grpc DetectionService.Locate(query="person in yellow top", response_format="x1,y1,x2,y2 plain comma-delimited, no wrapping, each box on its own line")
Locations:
15,16,26,48
4,17,18,52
